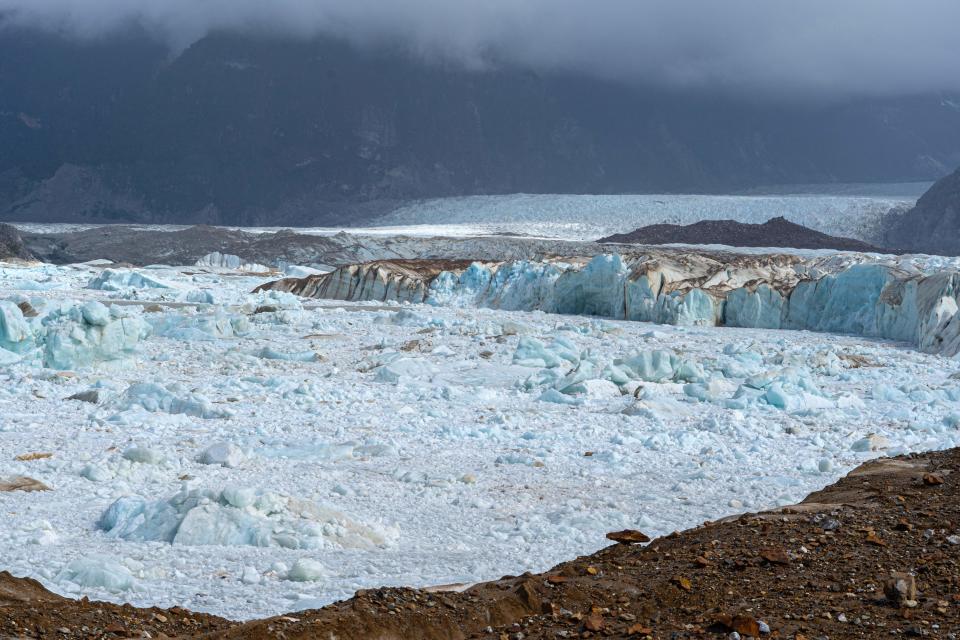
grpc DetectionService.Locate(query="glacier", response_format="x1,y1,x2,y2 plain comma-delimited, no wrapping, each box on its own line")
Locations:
5,237,960,621
264,251,960,358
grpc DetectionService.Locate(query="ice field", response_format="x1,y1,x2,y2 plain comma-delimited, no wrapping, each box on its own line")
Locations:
10,188,923,243
369,191,922,242
2,256,960,620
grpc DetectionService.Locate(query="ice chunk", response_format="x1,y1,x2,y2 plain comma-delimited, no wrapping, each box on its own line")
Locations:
198,442,246,468
179,289,218,305
241,566,261,584
538,388,584,405
513,336,579,368
100,487,394,550
618,350,681,382
81,447,176,483
196,252,270,273
87,269,172,291
0,347,20,365
852,433,890,452
57,556,137,593
42,303,151,370
147,309,250,341
121,446,165,465
252,347,319,362
0,300,33,353
80,301,110,327
115,382,232,419
374,357,438,384
561,378,621,399
287,559,328,582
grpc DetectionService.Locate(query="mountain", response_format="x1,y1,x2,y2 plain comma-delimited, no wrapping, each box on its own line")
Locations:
0,222,33,260
3,28,960,226
884,167,960,255
599,216,885,252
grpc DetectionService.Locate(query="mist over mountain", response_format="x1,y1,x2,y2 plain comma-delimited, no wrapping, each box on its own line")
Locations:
1,28,959,226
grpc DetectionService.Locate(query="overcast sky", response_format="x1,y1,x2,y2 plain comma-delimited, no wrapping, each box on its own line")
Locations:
2,0,959,99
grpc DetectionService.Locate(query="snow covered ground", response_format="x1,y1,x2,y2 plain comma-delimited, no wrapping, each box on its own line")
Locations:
1,257,959,620
12,188,921,244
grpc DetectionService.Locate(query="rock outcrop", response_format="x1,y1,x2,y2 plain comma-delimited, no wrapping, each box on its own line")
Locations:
600,216,885,253
884,167,960,255
0,223,33,261
261,250,960,357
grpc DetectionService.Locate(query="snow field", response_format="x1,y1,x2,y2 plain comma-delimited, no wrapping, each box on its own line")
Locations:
0,259,959,620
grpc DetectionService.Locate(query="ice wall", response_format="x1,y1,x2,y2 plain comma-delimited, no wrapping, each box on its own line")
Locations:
263,252,960,358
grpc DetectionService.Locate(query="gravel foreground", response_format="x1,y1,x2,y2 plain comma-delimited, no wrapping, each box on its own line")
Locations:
2,448,959,639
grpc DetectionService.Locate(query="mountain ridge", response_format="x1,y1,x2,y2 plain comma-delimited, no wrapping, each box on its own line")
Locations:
599,216,887,252
2,29,960,226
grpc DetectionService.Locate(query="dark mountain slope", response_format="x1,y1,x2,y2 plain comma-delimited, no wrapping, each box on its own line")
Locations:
600,216,886,252
2,29,960,226
884,166,960,255
0,223,33,260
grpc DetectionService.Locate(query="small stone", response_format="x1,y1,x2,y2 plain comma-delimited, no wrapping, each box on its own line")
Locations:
672,575,692,592
153,613,167,623
923,473,945,486
585,566,599,576
66,390,100,404
865,531,886,546
18,301,38,317
715,614,760,637
884,572,917,606
605,529,651,544
0,476,51,492
760,548,790,565
14,452,53,461
583,613,604,632
947,535,960,545
757,620,771,634
821,518,841,531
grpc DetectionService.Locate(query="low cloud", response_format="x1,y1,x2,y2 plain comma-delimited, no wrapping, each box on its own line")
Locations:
2,0,960,98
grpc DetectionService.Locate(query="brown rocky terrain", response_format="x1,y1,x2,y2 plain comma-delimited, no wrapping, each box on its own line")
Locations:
2,448,959,639
599,217,887,253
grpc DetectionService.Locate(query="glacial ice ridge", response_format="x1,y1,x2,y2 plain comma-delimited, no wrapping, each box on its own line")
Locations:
262,251,960,358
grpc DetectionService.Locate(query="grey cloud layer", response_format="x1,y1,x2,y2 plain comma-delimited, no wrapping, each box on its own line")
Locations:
2,0,959,97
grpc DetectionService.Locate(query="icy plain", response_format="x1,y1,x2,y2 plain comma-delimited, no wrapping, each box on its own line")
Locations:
11,189,921,244
1,253,959,621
